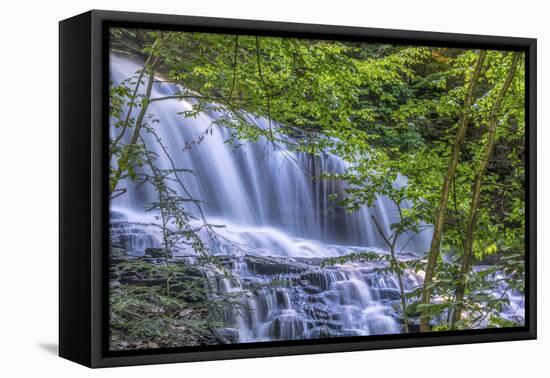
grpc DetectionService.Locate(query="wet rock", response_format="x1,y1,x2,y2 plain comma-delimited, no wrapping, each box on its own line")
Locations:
144,248,169,258
301,284,322,294
111,247,128,258
110,219,159,256
245,255,306,275
110,247,128,264
300,270,349,291
269,315,308,340
304,302,331,321
308,326,340,339
377,288,402,301
213,328,240,344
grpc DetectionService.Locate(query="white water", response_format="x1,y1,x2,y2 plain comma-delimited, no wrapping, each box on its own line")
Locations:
108,54,521,342
109,54,432,254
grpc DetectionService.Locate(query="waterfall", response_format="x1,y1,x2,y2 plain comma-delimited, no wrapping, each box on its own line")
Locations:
108,54,522,342
109,54,432,254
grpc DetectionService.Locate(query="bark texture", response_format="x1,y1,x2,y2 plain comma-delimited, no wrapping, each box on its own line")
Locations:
451,52,521,324
420,51,487,332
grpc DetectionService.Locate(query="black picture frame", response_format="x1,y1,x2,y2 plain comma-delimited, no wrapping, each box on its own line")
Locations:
59,9,537,368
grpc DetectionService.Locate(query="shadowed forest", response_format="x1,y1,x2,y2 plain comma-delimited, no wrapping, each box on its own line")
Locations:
108,27,526,351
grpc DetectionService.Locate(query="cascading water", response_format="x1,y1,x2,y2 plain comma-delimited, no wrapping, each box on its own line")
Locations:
108,54,522,342
109,54,432,252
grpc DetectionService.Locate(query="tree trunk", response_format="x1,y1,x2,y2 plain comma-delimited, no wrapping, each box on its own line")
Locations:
109,58,158,197
396,261,409,333
420,51,487,332
109,36,161,163
451,52,520,325
129,58,158,146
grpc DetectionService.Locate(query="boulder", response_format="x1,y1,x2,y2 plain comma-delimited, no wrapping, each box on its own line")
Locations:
110,247,128,258
144,248,169,258
245,254,306,275
377,288,403,301
213,328,240,344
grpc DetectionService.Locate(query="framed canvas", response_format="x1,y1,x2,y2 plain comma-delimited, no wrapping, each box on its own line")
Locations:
59,10,537,368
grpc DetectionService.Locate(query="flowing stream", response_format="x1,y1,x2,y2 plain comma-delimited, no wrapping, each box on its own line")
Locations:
108,54,523,342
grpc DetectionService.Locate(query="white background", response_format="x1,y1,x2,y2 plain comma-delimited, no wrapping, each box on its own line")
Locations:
0,0,546,376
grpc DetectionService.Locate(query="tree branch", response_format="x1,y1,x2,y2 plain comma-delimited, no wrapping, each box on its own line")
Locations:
255,36,274,147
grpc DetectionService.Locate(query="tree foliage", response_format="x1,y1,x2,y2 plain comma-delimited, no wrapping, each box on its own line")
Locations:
108,27,526,336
